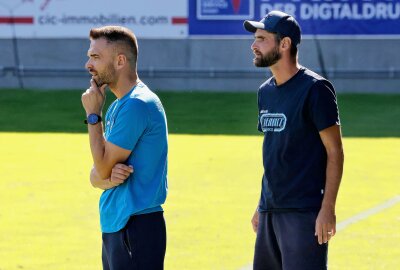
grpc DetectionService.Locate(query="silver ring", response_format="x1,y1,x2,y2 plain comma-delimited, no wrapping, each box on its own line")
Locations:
327,231,333,235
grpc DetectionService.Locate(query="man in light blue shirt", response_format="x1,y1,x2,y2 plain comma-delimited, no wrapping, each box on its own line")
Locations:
82,25,168,270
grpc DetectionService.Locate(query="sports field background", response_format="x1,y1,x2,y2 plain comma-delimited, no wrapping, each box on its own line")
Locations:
0,89,399,269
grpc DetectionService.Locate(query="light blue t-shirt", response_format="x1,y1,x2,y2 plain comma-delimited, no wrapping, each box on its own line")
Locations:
100,81,168,233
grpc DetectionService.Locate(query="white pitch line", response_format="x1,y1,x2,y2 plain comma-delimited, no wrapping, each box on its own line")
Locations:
336,195,400,231
238,195,400,270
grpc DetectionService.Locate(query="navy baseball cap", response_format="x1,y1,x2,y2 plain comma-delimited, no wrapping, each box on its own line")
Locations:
244,10,301,46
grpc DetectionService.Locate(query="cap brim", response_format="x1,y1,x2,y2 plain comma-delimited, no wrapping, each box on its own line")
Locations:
243,21,265,33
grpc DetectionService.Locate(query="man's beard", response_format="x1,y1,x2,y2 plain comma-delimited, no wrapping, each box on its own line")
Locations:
254,46,281,67
93,64,116,87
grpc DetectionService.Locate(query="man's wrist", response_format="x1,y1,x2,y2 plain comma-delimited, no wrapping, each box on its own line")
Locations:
321,201,336,212
85,113,102,125
86,111,102,117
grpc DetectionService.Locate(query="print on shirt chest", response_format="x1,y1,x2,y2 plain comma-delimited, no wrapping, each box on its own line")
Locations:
105,103,119,138
105,118,115,134
259,110,287,132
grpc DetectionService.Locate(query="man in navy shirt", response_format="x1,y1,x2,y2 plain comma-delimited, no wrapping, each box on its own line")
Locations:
244,11,344,270
82,26,168,270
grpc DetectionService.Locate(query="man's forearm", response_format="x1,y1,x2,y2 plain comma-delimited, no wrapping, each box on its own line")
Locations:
82,78,112,178
90,167,117,190
321,148,344,210
87,123,113,179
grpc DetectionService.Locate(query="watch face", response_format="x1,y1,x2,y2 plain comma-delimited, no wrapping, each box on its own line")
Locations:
88,114,99,124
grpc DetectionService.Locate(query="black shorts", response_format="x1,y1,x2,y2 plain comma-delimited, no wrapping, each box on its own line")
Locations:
254,211,328,270
102,211,166,270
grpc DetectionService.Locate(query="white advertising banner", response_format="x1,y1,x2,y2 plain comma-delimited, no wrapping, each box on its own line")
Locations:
0,0,188,38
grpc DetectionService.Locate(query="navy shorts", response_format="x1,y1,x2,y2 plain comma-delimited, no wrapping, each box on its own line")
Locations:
254,211,327,270
102,211,166,270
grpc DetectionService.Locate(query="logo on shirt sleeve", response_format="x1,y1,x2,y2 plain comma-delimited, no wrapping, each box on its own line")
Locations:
259,112,287,132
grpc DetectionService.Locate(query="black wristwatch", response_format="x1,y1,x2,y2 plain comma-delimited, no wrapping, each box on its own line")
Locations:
84,114,102,125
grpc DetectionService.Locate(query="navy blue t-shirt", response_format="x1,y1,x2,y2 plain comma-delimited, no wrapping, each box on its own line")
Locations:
257,67,340,212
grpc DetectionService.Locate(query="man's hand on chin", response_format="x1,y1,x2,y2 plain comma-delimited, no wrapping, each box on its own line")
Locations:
82,79,107,115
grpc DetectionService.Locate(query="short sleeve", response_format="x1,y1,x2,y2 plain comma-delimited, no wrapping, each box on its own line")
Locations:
107,99,148,151
307,80,340,131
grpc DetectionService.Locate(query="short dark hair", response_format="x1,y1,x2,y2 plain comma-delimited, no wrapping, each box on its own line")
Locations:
275,32,298,59
89,26,138,70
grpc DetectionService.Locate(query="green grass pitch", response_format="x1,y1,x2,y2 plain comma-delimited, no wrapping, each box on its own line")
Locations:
0,90,399,269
